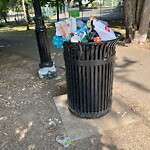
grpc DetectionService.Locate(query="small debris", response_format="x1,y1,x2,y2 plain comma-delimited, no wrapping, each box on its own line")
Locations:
3,132,8,135
122,112,127,117
3,100,10,107
58,53,62,56
55,76,62,80
56,134,73,147
0,117,5,121
22,88,25,91
117,111,120,114
47,91,51,94
48,119,56,126
8,96,12,100
28,144,36,150
91,137,96,145
39,101,44,104
54,118,58,122
58,147,63,150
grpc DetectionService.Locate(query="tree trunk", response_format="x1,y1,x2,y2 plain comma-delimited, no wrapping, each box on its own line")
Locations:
3,17,9,24
25,2,31,24
134,0,150,43
22,0,29,30
124,0,135,42
56,0,59,22
78,0,82,10
124,0,150,43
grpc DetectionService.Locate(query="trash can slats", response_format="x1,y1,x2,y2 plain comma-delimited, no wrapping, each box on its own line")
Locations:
63,32,121,118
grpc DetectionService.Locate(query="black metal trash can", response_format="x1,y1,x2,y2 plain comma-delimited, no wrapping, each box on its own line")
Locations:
63,32,121,118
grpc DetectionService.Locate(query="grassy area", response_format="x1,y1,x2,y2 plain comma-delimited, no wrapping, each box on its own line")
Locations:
0,21,55,36
107,19,125,36
0,19,125,37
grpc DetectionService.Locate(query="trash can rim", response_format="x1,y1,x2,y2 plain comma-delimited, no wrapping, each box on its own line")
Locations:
64,31,122,45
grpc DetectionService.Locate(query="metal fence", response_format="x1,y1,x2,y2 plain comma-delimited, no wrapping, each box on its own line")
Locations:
4,0,124,23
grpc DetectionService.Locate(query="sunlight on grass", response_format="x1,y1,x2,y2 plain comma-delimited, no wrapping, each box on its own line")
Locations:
0,25,34,32
0,21,125,37
0,23,55,36
112,28,125,36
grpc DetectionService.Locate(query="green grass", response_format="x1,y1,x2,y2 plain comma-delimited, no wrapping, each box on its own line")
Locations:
107,19,125,36
0,19,125,37
0,21,55,36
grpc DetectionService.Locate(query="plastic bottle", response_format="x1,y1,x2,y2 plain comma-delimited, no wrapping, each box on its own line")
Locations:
87,20,99,42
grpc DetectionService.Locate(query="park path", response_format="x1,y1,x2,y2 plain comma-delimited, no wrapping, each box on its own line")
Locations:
0,32,150,150
1,32,150,115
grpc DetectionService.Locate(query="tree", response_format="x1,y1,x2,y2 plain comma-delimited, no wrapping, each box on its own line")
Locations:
73,0,95,9
124,0,150,43
0,0,16,23
46,0,64,22
22,0,32,30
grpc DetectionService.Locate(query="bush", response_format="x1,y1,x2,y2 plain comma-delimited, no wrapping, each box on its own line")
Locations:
0,23,6,27
92,1,100,8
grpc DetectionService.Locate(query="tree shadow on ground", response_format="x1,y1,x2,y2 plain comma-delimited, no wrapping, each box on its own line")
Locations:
115,57,150,93
115,57,137,68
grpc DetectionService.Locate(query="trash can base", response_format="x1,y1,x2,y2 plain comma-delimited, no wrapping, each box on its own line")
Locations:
68,106,111,119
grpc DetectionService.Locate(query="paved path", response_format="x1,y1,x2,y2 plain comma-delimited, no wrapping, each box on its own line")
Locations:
0,33,150,149
0,33,65,68
0,33,150,116
1,33,150,114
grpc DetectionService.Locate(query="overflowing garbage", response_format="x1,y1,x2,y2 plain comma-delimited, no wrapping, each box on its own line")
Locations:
52,16,117,48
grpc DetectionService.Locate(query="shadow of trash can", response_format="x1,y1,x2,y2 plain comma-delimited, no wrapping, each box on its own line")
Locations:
63,32,122,119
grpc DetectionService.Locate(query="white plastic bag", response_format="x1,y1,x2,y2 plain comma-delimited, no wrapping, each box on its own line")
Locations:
55,20,71,39
93,18,116,41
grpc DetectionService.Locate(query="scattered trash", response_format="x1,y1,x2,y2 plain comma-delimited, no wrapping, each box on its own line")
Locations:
56,134,73,147
3,100,10,107
54,118,58,122
3,132,7,135
22,88,25,91
31,77,35,80
38,65,57,79
91,137,96,145
52,36,69,49
48,118,62,127
47,91,51,94
8,96,11,100
52,16,117,48
48,119,56,126
55,76,62,80
117,111,120,114
122,112,127,117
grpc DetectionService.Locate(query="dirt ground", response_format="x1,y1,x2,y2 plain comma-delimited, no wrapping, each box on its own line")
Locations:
0,50,67,150
0,49,150,150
